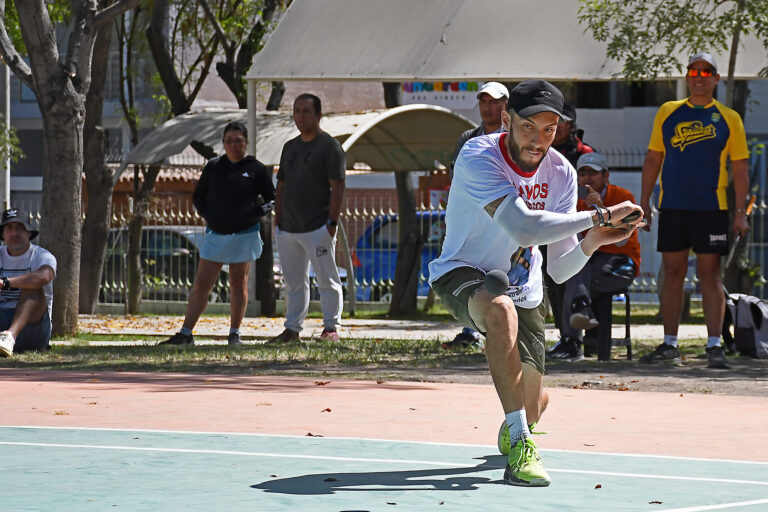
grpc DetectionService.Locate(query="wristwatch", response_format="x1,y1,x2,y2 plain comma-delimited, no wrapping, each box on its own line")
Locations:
326,219,338,227
1,277,10,290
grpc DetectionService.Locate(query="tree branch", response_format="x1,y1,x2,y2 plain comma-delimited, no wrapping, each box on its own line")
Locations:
94,0,142,28
64,2,97,91
195,0,232,55
0,0,33,89
146,0,190,115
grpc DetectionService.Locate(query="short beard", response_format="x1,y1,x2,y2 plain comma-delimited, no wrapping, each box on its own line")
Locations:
507,124,548,172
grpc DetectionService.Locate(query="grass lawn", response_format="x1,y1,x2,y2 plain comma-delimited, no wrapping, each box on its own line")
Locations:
309,301,702,325
0,337,485,375
0,301,709,376
0,335,711,376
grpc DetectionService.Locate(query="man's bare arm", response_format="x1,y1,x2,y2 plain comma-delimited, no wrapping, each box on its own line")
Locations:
6,265,55,290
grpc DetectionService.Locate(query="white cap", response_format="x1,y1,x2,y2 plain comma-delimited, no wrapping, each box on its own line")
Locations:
688,52,718,73
476,82,509,100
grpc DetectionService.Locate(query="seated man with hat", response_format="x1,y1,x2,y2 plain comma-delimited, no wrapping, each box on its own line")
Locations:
0,208,57,357
546,153,640,361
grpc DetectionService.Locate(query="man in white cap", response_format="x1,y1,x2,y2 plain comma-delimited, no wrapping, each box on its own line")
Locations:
0,208,57,357
639,51,749,369
449,82,509,178
443,82,509,349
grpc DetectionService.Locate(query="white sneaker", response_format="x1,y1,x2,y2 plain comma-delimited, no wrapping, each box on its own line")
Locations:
0,330,14,357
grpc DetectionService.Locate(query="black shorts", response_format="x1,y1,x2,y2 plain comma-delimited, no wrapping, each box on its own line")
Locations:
0,308,51,353
657,209,729,254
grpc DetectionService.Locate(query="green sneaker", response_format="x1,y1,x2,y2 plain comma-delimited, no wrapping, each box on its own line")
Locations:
497,420,543,456
504,437,551,487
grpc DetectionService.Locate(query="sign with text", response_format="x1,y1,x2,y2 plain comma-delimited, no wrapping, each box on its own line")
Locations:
401,81,482,110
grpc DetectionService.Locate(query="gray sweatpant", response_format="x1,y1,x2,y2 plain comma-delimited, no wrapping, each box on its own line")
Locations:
275,225,343,333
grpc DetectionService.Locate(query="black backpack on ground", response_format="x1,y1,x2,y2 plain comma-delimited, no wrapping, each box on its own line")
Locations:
723,293,768,358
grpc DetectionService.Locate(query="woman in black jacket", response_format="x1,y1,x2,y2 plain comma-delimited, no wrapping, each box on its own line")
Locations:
161,121,275,346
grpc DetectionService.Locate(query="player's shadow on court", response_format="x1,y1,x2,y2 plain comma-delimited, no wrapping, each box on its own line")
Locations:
252,455,506,495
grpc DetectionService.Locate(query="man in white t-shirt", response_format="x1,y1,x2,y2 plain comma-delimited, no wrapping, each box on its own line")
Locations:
428,80,643,487
0,208,57,357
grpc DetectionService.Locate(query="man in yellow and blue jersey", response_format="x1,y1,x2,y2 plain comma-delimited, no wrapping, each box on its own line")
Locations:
639,52,750,369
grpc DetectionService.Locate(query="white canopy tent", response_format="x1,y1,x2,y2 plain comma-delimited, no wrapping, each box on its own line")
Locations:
243,0,767,153
116,105,474,182
246,0,768,82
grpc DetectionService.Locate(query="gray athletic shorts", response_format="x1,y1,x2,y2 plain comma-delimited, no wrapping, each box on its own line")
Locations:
431,266,547,374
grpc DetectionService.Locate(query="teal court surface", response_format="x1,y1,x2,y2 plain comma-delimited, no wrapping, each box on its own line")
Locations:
3,426,768,511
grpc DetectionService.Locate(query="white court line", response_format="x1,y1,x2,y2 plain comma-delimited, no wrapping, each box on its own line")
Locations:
658,498,768,511
2,440,768,487
2,425,766,467
0,441,476,468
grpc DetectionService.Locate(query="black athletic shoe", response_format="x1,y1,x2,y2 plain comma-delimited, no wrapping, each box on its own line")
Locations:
268,329,302,344
159,331,194,346
441,330,483,350
228,333,243,346
706,345,729,369
545,338,584,362
639,343,681,365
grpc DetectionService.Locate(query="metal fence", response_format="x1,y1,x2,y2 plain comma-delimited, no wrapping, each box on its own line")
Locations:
12,140,768,305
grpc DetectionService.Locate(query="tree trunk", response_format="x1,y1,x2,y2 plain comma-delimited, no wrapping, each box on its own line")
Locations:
382,82,421,315
266,81,285,111
126,164,160,313
126,202,144,313
724,0,745,109
255,215,276,315
39,95,85,336
383,82,401,108
80,22,114,313
389,171,423,315
723,79,752,290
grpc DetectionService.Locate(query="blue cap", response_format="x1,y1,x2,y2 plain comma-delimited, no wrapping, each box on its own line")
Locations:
576,152,609,172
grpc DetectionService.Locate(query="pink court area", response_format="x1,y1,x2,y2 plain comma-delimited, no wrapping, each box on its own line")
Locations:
2,369,765,462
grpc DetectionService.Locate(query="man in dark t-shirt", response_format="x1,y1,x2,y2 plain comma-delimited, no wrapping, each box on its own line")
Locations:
271,93,346,343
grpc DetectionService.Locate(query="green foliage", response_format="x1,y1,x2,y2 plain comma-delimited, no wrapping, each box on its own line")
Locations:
3,0,71,56
163,0,276,103
0,114,23,164
4,2,24,54
578,0,768,80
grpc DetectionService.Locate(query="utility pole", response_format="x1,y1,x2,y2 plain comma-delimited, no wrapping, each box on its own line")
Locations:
0,61,10,208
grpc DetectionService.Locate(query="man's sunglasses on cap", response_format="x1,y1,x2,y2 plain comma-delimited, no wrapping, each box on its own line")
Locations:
687,68,715,78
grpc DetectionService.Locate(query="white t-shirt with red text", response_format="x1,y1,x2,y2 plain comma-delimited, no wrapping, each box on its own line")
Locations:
428,132,577,308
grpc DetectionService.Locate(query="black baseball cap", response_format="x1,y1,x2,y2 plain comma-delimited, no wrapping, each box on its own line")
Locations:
507,80,571,121
0,207,38,240
562,101,576,123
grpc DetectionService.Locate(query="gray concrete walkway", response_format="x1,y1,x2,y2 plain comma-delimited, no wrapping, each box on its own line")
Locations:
70,314,708,345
